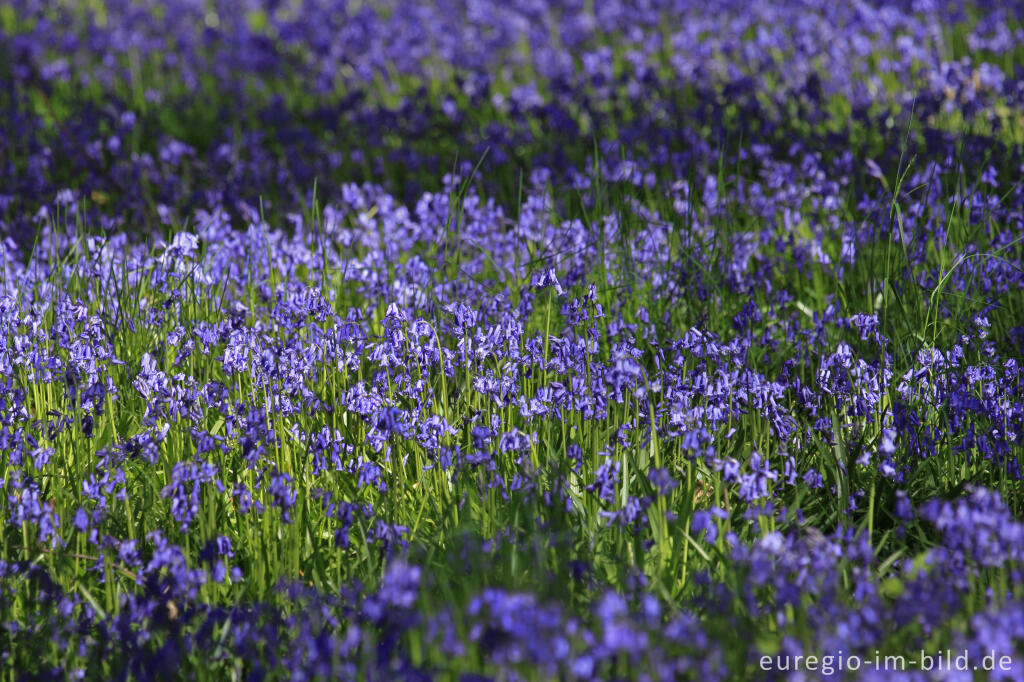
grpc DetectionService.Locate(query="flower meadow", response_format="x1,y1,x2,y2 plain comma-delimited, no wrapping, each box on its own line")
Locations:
2,1,1024,679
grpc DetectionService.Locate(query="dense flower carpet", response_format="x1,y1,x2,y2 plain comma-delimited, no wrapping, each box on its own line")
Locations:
1,1,1023,679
